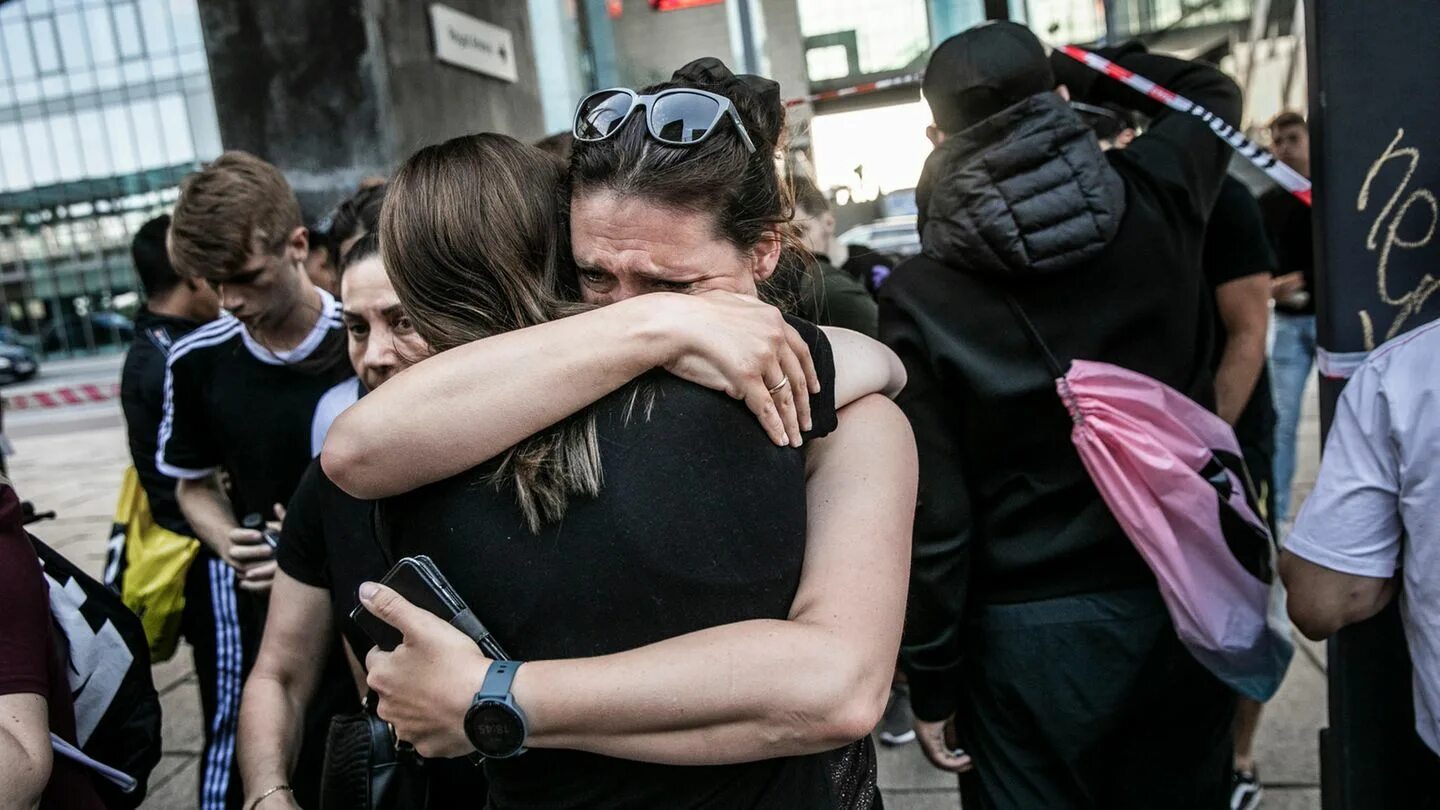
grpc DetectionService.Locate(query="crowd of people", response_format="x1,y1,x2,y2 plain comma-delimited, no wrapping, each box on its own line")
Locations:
2,17,1437,810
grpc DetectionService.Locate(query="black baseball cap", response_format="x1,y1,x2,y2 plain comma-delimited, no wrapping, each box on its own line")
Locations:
923,21,1055,134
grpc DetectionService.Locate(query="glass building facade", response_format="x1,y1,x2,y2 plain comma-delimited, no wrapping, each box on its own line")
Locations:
0,0,221,357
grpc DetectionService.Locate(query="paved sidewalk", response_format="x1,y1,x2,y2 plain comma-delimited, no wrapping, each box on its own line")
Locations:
14,380,1325,809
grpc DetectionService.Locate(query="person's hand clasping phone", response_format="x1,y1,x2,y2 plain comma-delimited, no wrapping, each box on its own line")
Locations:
647,290,820,449
227,502,284,592
359,581,489,758
915,715,974,774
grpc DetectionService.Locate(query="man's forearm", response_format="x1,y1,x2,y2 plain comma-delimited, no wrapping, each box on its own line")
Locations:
1214,333,1265,425
236,676,305,801
176,476,237,559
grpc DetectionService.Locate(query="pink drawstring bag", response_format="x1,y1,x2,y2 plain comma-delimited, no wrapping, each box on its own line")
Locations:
1008,297,1293,701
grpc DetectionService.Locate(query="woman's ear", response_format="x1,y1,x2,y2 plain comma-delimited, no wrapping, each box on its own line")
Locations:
751,230,783,283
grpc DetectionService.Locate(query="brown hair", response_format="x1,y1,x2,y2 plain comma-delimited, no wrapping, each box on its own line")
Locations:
169,150,303,278
1269,111,1307,135
381,133,601,532
568,65,808,309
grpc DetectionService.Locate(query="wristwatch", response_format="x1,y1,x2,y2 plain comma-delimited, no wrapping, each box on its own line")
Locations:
463,660,529,758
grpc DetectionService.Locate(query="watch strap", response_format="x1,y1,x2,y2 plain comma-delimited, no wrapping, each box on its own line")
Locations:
478,659,523,700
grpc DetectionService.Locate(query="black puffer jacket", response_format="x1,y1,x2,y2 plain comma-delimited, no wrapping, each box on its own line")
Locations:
881,45,1241,722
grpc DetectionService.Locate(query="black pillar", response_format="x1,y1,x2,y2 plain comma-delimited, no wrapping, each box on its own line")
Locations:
1307,1,1440,807
195,0,544,217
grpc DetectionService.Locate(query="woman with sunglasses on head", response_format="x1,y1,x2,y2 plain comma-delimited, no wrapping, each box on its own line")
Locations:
324,61,914,808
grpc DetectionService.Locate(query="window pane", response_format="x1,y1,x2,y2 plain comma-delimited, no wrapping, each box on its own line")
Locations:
149,52,179,79
114,3,143,58
23,120,59,186
55,11,90,71
130,99,166,169
95,64,123,91
0,125,33,191
40,74,67,98
137,0,173,54
50,114,85,182
14,80,41,104
122,58,148,83
4,23,37,80
103,103,139,174
170,0,203,52
75,110,112,176
31,18,62,74
157,94,195,163
178,48,205,74
797,0,930,79
86,6,117,65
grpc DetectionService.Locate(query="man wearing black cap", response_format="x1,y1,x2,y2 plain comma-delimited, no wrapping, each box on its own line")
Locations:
881,21,1241,809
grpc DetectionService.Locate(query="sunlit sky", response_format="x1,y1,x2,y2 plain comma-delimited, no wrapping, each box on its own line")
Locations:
810,100,934,202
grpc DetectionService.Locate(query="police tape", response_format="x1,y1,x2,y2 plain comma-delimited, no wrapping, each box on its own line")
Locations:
782,47,1312,207
1056,46,1312,206
4,383,120,411
783,72,925,108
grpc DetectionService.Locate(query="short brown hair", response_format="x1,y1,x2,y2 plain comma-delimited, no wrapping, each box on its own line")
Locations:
169,151,303,278
1269,111,1307,135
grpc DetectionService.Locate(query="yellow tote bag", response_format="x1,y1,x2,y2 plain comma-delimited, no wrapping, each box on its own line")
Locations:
105,466,199,662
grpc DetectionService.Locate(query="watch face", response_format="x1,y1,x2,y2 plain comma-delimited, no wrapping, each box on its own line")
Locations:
465,700,525,757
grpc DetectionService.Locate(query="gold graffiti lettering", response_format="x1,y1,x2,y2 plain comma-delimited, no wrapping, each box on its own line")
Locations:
1356,128,1440,349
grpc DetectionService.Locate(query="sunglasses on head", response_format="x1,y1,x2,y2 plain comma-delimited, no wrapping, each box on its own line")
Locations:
573,87,757,153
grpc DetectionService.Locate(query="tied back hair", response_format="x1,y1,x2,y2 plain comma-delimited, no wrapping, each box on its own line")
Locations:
381,133,602,532
568,58,812,312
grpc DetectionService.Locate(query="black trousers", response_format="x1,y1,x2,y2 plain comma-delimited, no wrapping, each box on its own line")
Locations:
182,550,355,809
957,587,1236,810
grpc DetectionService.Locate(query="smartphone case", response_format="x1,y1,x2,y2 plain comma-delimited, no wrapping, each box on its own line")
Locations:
351,555,510,660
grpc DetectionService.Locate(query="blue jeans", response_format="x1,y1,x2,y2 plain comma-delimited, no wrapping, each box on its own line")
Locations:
1270,312,1316,525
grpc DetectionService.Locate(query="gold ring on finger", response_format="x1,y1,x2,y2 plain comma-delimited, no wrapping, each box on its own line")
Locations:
768,376,791,394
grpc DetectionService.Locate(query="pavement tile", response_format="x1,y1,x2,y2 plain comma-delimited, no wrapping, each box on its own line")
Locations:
1254,635,1327,787
882,789,964,809
876,738,959,792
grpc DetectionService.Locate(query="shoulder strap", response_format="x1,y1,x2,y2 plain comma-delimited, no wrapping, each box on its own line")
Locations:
1002,292,1067,380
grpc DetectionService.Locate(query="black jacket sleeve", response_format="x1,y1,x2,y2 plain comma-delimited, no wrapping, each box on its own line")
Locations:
878,285,972,722
1053,43,1242,228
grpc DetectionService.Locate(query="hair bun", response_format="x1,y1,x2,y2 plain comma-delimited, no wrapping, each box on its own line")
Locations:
670,58,784,147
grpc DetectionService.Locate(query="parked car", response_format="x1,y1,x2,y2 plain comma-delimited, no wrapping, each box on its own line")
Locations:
41,311,134,353
839,215,922,259
0,340,39,385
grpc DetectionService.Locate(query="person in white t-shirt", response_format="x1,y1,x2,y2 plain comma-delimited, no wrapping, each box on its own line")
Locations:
1281,318,1440,794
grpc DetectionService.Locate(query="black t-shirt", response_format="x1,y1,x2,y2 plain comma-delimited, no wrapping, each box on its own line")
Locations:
379,320,875,809
1259,186,1315,315
157,290,352,521
1204,176,1277,368
120,308,207,535
277,459,384,661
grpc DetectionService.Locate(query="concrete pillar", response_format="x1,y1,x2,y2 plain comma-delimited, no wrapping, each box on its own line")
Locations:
195,0,544,215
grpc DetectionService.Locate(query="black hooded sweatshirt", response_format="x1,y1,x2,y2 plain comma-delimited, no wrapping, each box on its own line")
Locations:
880,45,1241,721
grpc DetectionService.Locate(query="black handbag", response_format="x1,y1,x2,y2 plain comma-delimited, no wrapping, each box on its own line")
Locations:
319,693,430,810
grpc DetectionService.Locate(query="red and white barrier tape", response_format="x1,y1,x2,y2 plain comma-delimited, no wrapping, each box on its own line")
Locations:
783,47,1311,206
1057,46,1312,206
4,383,119,411
784,72,925,108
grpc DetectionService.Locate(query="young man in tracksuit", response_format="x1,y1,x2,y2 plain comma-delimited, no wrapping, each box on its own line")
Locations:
881,22,1242,808
158,152,355,810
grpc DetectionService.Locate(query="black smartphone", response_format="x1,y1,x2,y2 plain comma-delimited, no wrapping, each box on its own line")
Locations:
351,555,509,660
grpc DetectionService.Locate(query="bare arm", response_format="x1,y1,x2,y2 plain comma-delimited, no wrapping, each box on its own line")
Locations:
238,572,341,806
324,292,822,500
363,394,917,762
0,693,50,810
1279,551,1397,641
176,475,238,560
824,327,906,405
1213,274,1271,425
